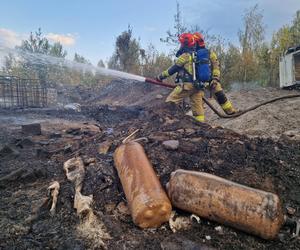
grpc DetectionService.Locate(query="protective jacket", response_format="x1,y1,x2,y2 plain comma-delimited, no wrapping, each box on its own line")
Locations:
161,51,220,84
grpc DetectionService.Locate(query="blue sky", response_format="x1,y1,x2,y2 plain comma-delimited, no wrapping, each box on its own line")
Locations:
0,0,299,65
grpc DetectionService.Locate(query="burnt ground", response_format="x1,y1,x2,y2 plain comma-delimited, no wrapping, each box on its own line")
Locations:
0,81,300,249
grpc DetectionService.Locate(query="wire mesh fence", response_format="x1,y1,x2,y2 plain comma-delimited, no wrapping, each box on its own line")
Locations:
0,75,47,108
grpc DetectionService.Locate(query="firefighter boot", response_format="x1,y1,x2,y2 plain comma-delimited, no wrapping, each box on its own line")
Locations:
215,90,237,115
194,114,205,123
221,100,237,115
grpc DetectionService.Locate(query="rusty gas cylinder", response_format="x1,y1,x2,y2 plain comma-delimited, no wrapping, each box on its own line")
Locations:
114,141,172,228
167,169,284,239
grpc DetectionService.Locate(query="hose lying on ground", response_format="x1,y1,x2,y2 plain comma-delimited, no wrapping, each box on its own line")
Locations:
144,78,300,119
203,94,300,118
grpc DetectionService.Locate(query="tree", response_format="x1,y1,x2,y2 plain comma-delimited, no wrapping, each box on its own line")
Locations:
257,42,272,86
238,5,265,53
107,54,119,71
49,42,67,58
160,1,187,48
141,44,173,78
108,26,142,74
72,53,97,85
290,10,300,46
266,10,300,85
18,28,50,54
2,28,106,86
45,42,67,83
97,59,105,68
11,28,68,83
15,28,48,81
1,53,22,76
268,26,293,85
74,53,91,64
238,4,265,82
222,43,243,87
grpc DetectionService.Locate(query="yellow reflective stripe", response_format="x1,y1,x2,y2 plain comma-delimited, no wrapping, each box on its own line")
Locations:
194,115,205,122
221,101,232,110
176,53,194,75
162,70,170,77
176,56,186,66
210,51,220,78
181,54,192,75
210,51,217,61
187,54,193,74
174,86,182,94
176,53,191,65
212,69,220,78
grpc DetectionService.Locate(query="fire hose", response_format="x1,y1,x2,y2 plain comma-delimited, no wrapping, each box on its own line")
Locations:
144,78,300,119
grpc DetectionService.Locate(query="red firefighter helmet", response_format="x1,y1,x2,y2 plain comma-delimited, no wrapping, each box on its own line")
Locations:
178,33,195,48
193,32,205,47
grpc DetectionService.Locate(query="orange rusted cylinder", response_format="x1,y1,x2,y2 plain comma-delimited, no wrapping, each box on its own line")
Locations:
114,141,172,228
167,169,284,239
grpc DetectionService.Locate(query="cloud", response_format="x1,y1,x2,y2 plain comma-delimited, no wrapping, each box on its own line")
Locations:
0,28,77,48
46,33,76,46
0,28,24,47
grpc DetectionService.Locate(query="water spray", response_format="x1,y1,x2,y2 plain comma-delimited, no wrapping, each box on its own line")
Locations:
0,46,145,82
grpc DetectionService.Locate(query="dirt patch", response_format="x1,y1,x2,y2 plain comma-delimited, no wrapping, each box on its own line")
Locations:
206,87,300,139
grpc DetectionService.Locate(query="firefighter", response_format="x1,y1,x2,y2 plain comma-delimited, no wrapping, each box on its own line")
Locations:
157,33,237,122
193,32,237,115
157,33,206,122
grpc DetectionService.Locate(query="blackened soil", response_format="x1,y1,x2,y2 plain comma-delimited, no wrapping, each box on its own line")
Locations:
0,104,299,250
